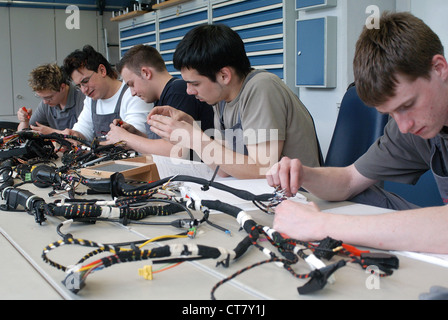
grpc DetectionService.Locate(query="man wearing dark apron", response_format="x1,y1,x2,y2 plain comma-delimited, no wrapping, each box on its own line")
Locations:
91,84,128,139
61,45,151,143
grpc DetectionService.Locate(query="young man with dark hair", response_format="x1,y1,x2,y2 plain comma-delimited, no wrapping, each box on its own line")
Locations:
61,45,151,142
148,24,321,178
18,63,84,134
267,12,448,254
105,44,214,157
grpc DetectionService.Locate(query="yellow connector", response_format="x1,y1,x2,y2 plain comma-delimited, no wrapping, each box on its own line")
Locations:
138,265,153,280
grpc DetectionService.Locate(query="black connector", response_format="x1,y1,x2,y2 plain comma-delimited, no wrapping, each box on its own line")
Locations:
297,260,346,295
31,165,61,188
314,237,343,260
360,252,399,275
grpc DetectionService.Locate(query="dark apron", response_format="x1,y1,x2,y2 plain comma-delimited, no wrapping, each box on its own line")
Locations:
217,70,266,156
218,101,247,155
91,84,128,139
430,136,448,201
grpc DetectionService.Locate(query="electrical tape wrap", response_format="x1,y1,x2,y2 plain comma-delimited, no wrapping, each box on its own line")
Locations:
45,201,185,221
109,173,274,201
100,243,237,267
199,199,259,260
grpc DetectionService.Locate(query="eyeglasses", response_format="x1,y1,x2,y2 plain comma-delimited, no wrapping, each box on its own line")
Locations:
74,71,95,89
35,93,55,102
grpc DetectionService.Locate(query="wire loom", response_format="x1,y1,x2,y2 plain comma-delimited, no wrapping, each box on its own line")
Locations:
41,196,399,299
0,133,400,298
0,157,400,298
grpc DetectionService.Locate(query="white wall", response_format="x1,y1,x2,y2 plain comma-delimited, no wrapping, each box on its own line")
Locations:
0,7,118,120
410,0,448,51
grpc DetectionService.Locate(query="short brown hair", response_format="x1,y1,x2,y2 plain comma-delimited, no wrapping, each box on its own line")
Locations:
116,44,167,75
28,63,68,92
354,11,444,106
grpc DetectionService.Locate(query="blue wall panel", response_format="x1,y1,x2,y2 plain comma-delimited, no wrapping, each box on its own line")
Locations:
213,0,281,18
296,18,325,86
120,23,155,39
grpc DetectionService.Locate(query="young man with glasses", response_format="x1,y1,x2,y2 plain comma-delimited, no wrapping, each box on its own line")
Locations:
17,63,85,134
62,45,151,142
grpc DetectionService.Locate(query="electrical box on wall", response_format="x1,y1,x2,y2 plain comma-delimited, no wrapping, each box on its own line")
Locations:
295,16,337,88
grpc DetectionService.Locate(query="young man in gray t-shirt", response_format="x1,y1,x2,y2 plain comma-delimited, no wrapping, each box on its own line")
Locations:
147,24,321,179
266,12,448,254
17,63,84,134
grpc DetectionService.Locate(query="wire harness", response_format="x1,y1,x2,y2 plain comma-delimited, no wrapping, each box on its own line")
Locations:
0,133,400,298
41,197,399,298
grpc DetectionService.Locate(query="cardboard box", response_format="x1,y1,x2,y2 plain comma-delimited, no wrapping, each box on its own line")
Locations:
80,156,160,182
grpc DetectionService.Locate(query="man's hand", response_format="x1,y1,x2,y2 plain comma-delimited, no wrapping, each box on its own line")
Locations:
266,156,304,197
148,106,195,125
273,200,325,241
105,122,131,145
17,107,32,131
30,122,55,135
148,106,199,149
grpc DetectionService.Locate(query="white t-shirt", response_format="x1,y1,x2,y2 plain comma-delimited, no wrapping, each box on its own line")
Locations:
72,82,152,141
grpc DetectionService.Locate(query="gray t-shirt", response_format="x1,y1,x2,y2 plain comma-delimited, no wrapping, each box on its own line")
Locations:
355,118,433,184
29,84,85,130
212,70,320,167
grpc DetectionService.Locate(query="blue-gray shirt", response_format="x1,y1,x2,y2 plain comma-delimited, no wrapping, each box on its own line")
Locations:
29,84,85,130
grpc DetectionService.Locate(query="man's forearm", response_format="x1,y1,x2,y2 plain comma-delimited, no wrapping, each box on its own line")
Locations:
17,121,29,131
126,134,181,157
301,165,373,201
193,133,270,179
321,205,448,253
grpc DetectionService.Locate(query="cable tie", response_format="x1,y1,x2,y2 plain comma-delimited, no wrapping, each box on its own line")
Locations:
202,165,220,191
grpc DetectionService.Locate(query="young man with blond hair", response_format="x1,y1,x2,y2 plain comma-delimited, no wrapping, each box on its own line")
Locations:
17,63,84,134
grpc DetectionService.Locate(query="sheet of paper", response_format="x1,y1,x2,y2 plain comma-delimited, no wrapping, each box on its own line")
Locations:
152,155,219,180
181,179,307,212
